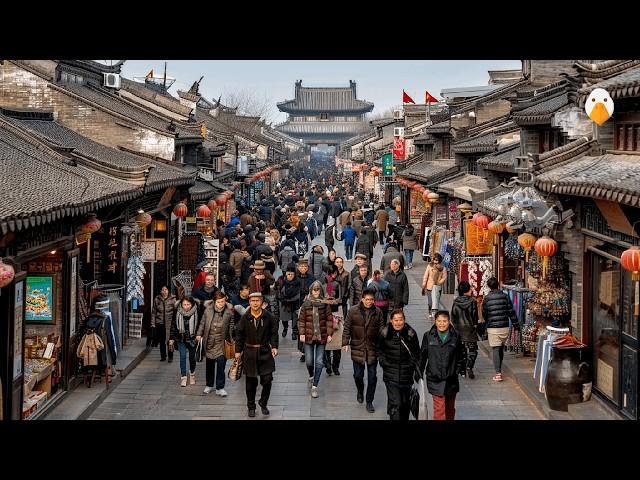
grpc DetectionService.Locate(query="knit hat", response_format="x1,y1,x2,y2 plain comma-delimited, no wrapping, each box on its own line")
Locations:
249,292,263,299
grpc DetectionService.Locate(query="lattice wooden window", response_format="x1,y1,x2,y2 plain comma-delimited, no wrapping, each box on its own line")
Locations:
614,122,640,151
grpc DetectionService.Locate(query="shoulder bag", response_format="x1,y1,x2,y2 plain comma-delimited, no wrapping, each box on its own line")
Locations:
224,340,236,360
195,338,205,363
228,355,243,381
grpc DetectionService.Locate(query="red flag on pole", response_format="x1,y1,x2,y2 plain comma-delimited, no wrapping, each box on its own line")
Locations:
403,90,416,104
425,91,438,103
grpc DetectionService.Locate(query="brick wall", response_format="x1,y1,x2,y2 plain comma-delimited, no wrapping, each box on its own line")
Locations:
476,99,512,124
529,61,576,87
0,62,175,160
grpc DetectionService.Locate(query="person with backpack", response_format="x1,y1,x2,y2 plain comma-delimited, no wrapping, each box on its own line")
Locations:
278,237,299,272
309,245,325,281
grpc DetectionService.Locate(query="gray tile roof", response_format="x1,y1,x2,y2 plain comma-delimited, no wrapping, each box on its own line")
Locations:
56,82,199,137
478,142,521,171
189,181,217,201
120,78,192,117
453,131,498,153
472,186,511,216
451,78,529,114
424,120,451,134
574,60,640,84
0,121,140,234
398,159,459,187
277,83,374,113
534,136,596,174
535,153,640,207
512,93,570,124
578,66,640,100
3,116,194,192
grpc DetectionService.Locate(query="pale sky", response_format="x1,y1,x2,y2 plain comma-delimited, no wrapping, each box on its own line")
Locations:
119,60,522,124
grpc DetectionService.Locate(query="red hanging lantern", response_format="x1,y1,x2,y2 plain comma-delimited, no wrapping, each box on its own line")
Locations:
173,202,188,218
79,213,102,234
534,236,558,278
215,194,226,207
207,199,217,210
0,258,15,289
135,209,152,227
488,221,505,245
621,245,640,316
518,233,536,262
196,204,212,217
422,190,430,202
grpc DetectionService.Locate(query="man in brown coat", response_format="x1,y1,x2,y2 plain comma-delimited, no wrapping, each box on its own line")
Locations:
342,288,385,413
375,206,390,245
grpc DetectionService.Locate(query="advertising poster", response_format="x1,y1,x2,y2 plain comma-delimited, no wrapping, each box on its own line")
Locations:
25,274,55,323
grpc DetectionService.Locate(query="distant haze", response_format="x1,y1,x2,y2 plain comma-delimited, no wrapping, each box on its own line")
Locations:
120,60,522,124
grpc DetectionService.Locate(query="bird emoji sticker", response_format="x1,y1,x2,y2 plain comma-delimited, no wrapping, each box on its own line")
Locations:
585,88,614,125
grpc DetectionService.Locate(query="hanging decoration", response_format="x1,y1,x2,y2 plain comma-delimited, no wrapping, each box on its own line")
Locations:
0,258,15,288
126,246,146,303
527,280,570,318
79,213,102,234
518,233,537,262
207,199,217,210
196,204,212,218
621,245,640,316
487,220,505,246
173,202,188,218
534,236,558,279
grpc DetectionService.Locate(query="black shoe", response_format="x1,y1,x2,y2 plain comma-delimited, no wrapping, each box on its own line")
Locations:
160,358,166,362
326,368,333,375
468,368,475,379
282,329,287,338
300,355,306,362
357,391,364,404
291,332,298,340
248,408,256,418
334,369,340,376
366,403,375,413
259,405,270,415
167,358,173,363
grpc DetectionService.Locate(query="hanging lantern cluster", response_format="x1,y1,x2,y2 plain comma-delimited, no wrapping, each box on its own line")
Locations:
248,166,274,183
621,245,640,316
534,236,558,279
173,202,188,218
518,233,537,262
0,258,15,289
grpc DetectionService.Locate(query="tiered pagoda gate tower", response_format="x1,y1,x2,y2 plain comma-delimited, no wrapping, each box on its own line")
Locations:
276,80,374,146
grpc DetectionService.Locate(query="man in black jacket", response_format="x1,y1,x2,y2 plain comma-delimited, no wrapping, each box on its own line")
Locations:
419,310,466,420
377,309,420,420
235,292,279,417
482,277,518,382
342,289,385,413
451,281,479,379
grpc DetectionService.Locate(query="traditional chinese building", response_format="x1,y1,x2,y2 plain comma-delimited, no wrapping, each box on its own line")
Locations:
276,80,374,146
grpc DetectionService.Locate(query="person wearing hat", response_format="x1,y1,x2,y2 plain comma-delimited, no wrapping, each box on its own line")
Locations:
235,292,279,417
248,260,275,296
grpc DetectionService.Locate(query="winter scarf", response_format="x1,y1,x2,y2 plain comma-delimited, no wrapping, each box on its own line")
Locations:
176,304,198,335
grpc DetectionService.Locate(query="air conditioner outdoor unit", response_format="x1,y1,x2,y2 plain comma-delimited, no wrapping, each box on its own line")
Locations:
394,127,405,137
393,109,403,120
103,73,121,89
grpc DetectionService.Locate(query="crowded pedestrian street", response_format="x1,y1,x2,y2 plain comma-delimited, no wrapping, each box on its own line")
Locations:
2,59,635,422
87,228,542,420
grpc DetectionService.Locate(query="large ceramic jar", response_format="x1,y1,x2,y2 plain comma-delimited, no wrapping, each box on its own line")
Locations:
545,347,590,412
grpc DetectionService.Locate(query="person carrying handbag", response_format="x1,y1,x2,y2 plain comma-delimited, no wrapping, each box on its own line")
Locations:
196,292,233,396
169,296,200,387
421,253,447,321
376,309,421,420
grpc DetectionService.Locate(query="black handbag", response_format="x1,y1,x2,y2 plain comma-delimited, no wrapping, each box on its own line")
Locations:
195,338,205,362
477,322,488,341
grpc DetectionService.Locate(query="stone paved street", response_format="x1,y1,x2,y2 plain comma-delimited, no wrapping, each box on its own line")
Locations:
89,231,543,420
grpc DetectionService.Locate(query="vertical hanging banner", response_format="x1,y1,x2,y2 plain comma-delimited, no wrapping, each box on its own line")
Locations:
393,137,405,161
382,153,393,176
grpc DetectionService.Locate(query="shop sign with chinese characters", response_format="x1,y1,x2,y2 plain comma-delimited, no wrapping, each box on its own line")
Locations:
101,225,121,283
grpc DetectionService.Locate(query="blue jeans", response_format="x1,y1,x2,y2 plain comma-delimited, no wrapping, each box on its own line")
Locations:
178,341,196,377
404,249,414,264
206,355,226,389
345,244,354,260
304,343,326,387
353,360,377,403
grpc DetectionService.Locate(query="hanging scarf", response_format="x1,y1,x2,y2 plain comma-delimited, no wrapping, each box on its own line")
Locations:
176,304,198,336
311,299,322,340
